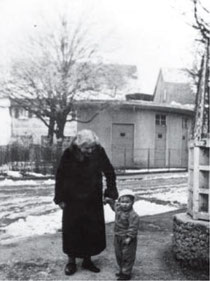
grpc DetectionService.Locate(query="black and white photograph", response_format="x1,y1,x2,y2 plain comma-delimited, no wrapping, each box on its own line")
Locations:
0,0,209,280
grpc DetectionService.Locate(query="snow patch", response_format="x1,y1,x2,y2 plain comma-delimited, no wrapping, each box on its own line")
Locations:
133,200,178,216
140,187,187,205
0,199,179,245
0,210,62,244
0,178,54,186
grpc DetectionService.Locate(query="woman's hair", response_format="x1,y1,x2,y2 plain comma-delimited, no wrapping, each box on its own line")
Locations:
73,129,99,148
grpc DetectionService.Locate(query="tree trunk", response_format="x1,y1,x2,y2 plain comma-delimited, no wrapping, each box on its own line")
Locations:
55,117,66,140
48,118,55,145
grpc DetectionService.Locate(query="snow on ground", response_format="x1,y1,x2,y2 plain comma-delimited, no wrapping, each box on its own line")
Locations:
0,178,54,186
1,200,179,245
134,200,178,216
139,186,187,205
141,172,188,180
125,168,187,174
0,172,187,245
6,171,23,178
0,211,62,245
104,200,178,224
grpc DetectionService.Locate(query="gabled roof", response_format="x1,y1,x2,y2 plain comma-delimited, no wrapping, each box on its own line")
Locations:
153,67,195,105
160,68,191,84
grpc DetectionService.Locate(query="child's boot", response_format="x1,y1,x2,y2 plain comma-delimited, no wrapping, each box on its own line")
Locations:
117,273,131,280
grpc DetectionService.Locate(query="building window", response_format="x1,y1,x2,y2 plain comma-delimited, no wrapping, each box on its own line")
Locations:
13,107,31,119
156,114,166,126
182,118,188,129
19,108,29,119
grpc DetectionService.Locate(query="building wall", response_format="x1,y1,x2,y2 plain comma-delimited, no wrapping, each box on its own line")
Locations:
77,106,192,168
134,110,156,167
11,113,77,144
0,98,11,145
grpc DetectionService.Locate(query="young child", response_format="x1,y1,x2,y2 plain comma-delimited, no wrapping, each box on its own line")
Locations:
105,189,139,280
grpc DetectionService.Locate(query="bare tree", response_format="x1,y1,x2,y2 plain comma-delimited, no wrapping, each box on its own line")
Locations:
191,0,210,138
185,0,210,83
1,16,128,144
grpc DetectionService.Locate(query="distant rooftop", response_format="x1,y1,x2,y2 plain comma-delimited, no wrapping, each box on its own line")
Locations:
161,68,191,84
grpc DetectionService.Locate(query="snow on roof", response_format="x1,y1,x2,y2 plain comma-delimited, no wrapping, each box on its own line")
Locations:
76,99,194,115
170,101,194,110
161,68,191,84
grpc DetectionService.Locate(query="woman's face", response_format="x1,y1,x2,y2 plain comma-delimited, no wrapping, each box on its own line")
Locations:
119,196,133,211
80,143,96,157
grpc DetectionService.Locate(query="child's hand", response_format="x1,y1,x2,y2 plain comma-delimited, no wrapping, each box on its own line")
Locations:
124,237,132,245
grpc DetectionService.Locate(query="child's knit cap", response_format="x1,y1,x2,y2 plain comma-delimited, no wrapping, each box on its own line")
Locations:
119,189,135,199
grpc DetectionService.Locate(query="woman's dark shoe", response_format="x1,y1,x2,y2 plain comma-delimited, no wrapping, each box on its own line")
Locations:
65,263,77,275
82,260,100,273
117,273,131,280
115,272,122,277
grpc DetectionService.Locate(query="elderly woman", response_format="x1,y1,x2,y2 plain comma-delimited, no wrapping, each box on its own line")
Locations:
54,129,118,276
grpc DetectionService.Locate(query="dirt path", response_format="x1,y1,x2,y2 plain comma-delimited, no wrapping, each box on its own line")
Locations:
0,208,208,281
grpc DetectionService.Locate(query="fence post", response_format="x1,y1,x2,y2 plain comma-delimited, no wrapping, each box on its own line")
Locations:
124,148,126,170
168,149,171,171
147,149,150,171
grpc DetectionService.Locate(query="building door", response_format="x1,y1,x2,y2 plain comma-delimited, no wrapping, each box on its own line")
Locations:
155,114,166,167
112,124,134,168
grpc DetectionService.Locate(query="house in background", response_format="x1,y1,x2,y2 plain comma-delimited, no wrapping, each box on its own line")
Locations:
0,97,11,145
75,68,196,169
9,101,77,145
0,64,196,170
153,68,196,105
76,99,194,169
0,63,140,145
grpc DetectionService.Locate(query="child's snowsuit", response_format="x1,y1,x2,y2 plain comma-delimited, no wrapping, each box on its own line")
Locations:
114,203,139,276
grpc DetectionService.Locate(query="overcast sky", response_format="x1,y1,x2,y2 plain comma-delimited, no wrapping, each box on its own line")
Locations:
0,0,207,93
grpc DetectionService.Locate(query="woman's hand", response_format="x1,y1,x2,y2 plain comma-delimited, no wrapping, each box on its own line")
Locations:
103,197,113,205
58,202,66,210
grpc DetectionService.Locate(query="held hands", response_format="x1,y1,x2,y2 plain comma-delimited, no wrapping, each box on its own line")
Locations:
58,202,66,210
103,197,116,211
103,197,113,205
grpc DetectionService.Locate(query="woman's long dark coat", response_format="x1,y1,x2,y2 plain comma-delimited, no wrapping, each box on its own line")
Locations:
54,144,118,258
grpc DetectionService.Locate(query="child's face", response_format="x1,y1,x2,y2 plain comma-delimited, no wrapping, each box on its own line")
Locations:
119,195,134,211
